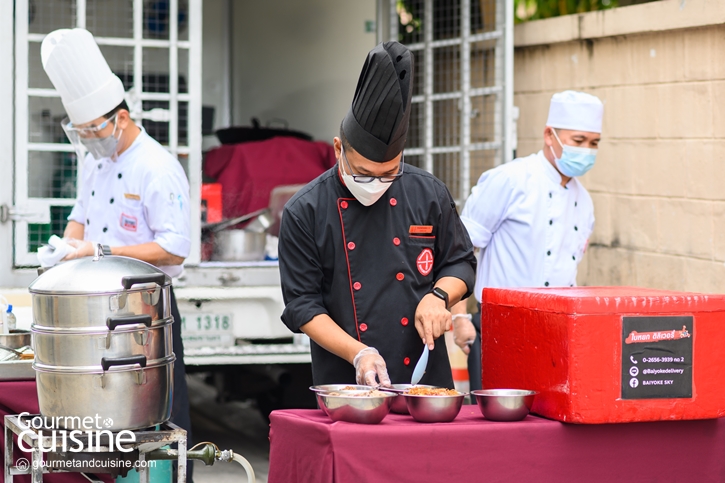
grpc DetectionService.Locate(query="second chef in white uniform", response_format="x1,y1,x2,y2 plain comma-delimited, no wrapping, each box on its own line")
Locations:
41,27,194,480
451,90,603,392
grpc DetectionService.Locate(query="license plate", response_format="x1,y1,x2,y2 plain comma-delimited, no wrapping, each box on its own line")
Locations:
180,313,234,348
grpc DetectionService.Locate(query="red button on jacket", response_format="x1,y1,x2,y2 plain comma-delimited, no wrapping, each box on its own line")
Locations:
341,201,348,209
389,198,397,206
396,272,405,281
401,317,409,326
347,242,355,250
359,323,368,332
404,357,410,366
353,282,361,290
393,237,400,246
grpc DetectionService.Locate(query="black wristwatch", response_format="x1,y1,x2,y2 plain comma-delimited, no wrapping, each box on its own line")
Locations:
428,287,449,309
101,244,112,256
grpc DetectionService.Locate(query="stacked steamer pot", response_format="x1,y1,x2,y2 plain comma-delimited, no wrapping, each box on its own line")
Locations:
28,251,175,431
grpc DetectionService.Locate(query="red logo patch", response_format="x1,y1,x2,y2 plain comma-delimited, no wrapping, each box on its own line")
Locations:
120,213,138,232
416,248,434,276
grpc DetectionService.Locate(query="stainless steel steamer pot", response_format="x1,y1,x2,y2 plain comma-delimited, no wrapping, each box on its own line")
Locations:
34,355,174,431
29,253,175,431
29,256,171,329
33,317,173,368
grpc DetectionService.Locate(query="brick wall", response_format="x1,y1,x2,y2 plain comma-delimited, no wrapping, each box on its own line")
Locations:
513,0,725,293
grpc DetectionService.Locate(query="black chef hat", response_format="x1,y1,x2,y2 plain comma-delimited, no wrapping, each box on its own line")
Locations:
341,41,413,163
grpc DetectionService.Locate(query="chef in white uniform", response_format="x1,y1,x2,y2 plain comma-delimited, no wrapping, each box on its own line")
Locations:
451,90,603,392
41,28,194,479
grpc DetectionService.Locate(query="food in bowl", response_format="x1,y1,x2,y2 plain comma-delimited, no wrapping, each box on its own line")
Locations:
327,389,389,397
403,388,466,423
405,387,460,396
387,384,436,414
309,384,372,393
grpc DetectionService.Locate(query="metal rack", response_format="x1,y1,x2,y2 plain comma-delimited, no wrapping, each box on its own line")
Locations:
4,414,187,483
377,0,514,206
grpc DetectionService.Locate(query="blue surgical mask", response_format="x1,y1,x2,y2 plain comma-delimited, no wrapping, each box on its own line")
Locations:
550,130,597,177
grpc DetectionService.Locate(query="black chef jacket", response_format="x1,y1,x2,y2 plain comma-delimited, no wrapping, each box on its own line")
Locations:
279,165,476,387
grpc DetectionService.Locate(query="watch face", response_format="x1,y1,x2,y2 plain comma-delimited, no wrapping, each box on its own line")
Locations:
432,287,449,307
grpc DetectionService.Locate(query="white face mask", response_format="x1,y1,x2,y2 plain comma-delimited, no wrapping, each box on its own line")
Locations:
339,145,396,207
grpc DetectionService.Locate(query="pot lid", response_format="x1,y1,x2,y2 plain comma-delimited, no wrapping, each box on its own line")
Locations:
29,254,170,295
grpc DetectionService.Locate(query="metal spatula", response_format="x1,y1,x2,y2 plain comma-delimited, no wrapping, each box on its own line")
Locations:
410,345,429,385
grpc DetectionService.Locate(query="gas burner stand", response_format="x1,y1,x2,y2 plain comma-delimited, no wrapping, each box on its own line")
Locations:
4,414,187,483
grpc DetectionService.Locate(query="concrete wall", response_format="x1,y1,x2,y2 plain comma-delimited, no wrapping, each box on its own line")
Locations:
230,0,377,142
513,0,725,293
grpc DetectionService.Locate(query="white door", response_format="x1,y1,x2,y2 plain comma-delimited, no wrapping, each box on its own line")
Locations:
12,0,202,267
382,0,514,205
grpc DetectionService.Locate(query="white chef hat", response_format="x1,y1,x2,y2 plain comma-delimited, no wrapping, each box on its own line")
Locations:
546,90,603,133
41,28,126,125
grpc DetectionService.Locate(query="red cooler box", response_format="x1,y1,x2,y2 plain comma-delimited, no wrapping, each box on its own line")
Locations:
481,286,725,423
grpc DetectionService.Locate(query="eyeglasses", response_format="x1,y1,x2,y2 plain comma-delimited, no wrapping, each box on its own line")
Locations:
62,113,118,139
340,144,405,183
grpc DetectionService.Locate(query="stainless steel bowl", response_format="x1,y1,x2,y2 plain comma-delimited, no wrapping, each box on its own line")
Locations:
472,389,537,421
212,229,266,262
404,392,465,423
389,384,435,414
315,390,396,424
0,330,32,350
309,384,372,393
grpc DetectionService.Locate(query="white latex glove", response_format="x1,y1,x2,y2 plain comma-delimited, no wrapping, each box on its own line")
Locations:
62,238,95,260
37,235,75,267
452,314,476,355
352,347,391,387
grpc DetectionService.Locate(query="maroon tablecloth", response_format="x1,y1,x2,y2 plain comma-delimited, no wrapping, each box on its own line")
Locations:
269,407,725,482
0,380,113,483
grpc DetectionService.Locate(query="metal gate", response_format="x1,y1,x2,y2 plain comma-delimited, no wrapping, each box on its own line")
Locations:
12,0,202,267
379,0,513,205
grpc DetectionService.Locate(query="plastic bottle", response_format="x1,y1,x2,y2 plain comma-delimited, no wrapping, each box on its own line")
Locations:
6,305,16,333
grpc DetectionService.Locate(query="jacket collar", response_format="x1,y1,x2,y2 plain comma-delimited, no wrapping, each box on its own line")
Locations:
537,150,568,187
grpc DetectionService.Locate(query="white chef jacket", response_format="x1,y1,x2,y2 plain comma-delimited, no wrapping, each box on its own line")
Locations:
460,150,595,302
68,128,191,277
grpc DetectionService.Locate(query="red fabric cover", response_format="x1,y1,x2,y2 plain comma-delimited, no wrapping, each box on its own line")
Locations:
204,137,337,220
268,408,725,483
481,286,725,423
0,380,113,483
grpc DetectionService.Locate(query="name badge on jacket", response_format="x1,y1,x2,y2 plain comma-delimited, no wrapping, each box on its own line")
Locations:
120,213,138,232
409,225,433,235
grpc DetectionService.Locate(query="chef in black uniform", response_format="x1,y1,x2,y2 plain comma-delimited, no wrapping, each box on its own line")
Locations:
278,42,476,388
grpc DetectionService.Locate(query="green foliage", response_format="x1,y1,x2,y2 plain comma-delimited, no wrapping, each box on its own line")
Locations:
514,0,619,23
